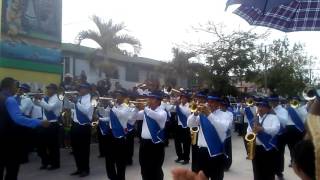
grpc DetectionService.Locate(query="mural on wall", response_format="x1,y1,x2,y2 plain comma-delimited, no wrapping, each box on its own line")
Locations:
1,0,62,42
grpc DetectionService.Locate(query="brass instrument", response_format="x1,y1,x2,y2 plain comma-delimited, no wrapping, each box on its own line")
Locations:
246,98,255,106
245,132,256,160
26,92,45,97
58,91,78,101
290,99,300,108
190,126,199,145
302,87,316,101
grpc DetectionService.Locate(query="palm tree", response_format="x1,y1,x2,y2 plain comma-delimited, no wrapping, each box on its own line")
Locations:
77,15,141,54
76,15,141,76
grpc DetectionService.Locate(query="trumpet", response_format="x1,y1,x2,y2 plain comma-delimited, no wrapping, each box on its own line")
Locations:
290,99,300,108
302,87,316,101
246,98,255,106
91,97,116,108
26,92,45,98
58,91,78,101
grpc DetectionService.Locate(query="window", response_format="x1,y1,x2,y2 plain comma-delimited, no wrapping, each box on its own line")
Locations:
126,65,139,82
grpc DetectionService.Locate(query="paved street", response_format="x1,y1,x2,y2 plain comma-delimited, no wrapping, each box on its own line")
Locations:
19,135,298,180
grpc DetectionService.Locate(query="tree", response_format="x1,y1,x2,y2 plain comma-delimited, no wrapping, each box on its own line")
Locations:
77,15,141,76
193,22,266,95
77,15,141,55
252,37,312,96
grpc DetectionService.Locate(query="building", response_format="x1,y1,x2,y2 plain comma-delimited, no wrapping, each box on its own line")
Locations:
0,0,62,90
61,43,187,90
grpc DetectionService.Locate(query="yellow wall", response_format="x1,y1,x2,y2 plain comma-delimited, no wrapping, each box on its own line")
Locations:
0,67,61,85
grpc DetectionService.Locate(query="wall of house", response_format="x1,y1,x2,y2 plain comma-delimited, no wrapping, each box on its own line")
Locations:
63,53,188,90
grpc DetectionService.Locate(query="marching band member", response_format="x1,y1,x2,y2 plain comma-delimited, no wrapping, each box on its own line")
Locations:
161,94,175,146
16,84,33,117
246,98,280,180
0,77,49,180
34,83,63,170
174,91,192,164
66,82,94,177
241,96,257,155
268,95,288,180
190,91,207,173
187,95,229,180
136,90,167,180
219,97,234,171
284,96,307,166
106,90,137,180
15,83,34,163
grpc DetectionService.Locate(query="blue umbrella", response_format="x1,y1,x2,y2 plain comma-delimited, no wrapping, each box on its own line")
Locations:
228,0,320,32
226,0,293,13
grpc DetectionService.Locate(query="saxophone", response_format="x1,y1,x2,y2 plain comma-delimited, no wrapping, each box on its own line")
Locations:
245,116,258,160
245,132,256,160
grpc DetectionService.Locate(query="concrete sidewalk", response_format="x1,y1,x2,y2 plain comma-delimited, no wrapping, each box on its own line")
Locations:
19,135,299,180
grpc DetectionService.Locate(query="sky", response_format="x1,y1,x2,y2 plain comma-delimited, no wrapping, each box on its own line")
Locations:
62,0,320,66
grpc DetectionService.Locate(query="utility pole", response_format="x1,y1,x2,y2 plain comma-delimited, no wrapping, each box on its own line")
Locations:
264,45,268,94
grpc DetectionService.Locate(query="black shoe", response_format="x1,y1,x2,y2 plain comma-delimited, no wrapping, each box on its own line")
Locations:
175,158,183,163
70,171,81,176
40,165,48,170
181,160,189,165
47,165,60,170
289,163,292,168
79,172,89,177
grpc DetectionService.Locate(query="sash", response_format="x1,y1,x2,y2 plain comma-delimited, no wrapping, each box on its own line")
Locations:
144,112,165,143
199,114,224,157
98,113,110,135
44,96,58,121
287,107,305,132
245,108,275,151
75,104,90,124
127,122,135,132
176,105,188,128
109,110,126,138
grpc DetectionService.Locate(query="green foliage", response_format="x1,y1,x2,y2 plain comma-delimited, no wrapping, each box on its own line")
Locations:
252,37,312,96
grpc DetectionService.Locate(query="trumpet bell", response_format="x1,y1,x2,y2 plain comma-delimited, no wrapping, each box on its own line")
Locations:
302,87,316,101
290,99,300,108
246,98,255,106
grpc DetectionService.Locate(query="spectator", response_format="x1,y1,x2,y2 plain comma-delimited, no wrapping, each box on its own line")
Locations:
292,140,315,180
91,84,100,97
115,81,126,92
60,73,77,91
80,70,87,84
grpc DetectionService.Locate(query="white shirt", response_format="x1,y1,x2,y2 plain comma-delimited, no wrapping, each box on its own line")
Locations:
38,94,62,122
247,113,280,146
218,110,234,131
111,103,137,129
187,109,229,148
136,106,167,141
273,105,288,127
287,104,308,126
65,94,94,125
242,106,257,123
31,104,43,119
177,103,191,127
19,95,34,116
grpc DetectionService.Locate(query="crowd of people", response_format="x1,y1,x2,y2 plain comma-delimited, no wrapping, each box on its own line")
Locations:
0,74,319,180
